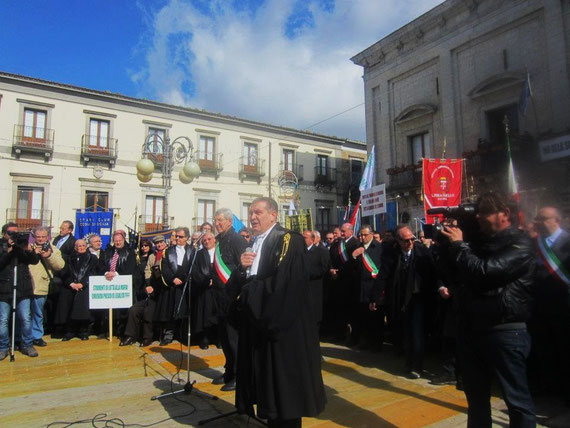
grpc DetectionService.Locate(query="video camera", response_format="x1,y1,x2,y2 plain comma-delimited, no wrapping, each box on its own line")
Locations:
423,203,480,243
6,231,31,249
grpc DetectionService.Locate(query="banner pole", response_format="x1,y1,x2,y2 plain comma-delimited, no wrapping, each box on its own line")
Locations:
109,309,113,342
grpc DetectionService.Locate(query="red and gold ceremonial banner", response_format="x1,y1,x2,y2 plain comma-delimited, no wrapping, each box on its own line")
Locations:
423,158,462,224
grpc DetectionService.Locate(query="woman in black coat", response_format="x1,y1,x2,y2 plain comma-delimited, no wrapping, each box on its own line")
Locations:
55,239,98,340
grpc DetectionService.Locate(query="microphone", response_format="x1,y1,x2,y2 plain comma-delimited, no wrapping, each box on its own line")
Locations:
245,247,254,276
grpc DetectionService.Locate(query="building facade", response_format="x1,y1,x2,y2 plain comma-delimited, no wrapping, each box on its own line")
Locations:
352,0,570,225
0,72,366,236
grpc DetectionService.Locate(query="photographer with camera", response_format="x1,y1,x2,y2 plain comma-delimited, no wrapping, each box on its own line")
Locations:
29,227,65,347
0,223,40,360
441,192,536,427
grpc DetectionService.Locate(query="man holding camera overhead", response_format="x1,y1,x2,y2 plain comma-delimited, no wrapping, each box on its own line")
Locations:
0,223,40,360
441,192,536,427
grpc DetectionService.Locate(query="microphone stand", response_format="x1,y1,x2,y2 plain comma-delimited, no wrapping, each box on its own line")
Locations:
151,242,217,401
10,256,17,362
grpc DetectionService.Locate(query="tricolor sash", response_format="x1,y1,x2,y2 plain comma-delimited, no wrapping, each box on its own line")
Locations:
362,252,379,278
536,237,570,287
339,240,349,263
214,243,231,284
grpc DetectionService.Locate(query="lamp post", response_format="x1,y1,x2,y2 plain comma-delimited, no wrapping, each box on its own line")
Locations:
136,133,201,230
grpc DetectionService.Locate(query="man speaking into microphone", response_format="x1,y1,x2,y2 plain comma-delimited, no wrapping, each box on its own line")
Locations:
230,197,325,428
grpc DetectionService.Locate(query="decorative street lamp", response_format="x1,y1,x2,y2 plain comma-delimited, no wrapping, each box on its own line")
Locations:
136,133,201,230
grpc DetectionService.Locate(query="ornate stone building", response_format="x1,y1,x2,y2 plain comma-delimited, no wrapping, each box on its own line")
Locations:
352,0,570,225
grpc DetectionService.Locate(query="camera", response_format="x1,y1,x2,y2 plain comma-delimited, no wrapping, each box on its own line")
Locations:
6,231,31,248
423,203,480,243
41,242,51,252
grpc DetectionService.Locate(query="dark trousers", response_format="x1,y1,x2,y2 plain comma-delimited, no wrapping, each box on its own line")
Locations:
458,328,536,428
220,319,238,380
402,294,424,371
124,299,156,341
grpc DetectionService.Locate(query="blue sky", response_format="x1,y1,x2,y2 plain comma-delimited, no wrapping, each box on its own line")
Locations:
0,0,440,141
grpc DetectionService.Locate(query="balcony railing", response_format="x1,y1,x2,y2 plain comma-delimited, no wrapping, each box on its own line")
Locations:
463,147,507,176
6,208,52,231
138,215,173,233
314,166,337,187
387,169,422,191
239,157,265,181
13,124,55,158
197,152,223,176
81,135,118,165
279,162,304,182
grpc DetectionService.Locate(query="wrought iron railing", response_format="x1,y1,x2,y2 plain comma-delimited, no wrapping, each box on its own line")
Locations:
239,156,265,177
279,162,304,181
81,135,118,160
13,124,55,153
314,166,337,186
5,208,52,231
196,151,223,174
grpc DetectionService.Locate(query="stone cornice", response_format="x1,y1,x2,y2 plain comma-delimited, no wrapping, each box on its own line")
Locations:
351,0,511,70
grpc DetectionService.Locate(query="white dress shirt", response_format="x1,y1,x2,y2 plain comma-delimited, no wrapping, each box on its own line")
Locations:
208,247,215,264
249,223,278,277
175,245,186,265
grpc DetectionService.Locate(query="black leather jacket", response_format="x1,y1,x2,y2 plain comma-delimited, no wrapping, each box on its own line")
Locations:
450,226,536,331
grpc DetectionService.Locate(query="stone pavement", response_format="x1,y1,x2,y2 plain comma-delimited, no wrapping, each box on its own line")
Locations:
1,336,569,427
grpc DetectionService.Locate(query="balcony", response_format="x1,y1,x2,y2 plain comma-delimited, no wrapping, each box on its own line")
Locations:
387,169,422,191
6,208,52,231
13,125,55,159
279,162,304,182
138,215,173,233
239,157,265,182
81,135,118,166
197,152,223,177
314,166,337,189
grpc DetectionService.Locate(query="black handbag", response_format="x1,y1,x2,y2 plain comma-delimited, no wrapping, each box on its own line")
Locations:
41,258,63,296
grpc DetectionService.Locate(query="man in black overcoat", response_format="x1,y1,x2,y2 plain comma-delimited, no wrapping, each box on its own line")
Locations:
531,206,570,402
351,224,383,349
154,226,194,345
329,222,359,343
230,197,326,427
303,229,330,327
372,224,437,378
211,208,248,391
191,232,218,350
52,220,76,262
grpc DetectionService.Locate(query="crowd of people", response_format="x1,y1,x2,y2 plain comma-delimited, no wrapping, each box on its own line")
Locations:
0,192,568,427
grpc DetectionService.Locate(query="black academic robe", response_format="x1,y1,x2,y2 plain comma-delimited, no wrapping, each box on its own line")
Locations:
230,225,326,421
191,247,217,334
154,244,194,322
55,251,98,323
306,244,331,323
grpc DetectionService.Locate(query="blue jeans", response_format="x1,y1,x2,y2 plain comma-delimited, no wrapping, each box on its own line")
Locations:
458,328,536,428
31,295,47,341
0,298,33,350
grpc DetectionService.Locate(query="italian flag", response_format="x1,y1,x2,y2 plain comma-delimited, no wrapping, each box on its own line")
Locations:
214,243,231,284
339,240,349,263
362,252,379,278
536,237,570,287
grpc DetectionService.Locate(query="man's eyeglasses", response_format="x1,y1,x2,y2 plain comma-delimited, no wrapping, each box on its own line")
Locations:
398,237,415,243
358,233,370,237
175,235,186,239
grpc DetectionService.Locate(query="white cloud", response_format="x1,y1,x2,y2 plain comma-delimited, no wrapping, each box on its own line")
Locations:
135,0,440,141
